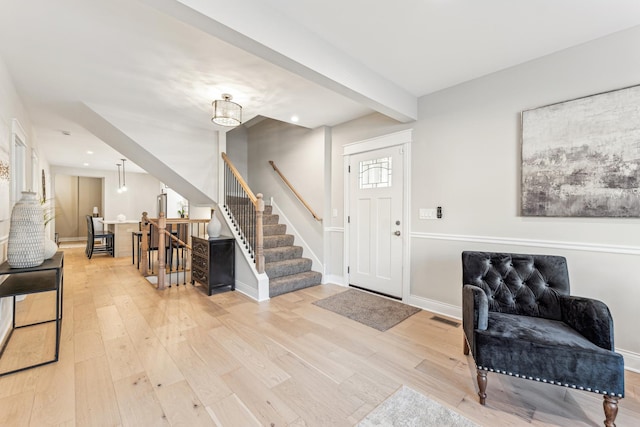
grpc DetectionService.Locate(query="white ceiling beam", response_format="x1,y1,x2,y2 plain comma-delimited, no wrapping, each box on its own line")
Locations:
140,0,417,123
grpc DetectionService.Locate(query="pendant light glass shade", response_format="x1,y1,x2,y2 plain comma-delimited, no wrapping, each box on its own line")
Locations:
121,158,127,192
116,159,128,193
212,94,242,126
116,163,122,193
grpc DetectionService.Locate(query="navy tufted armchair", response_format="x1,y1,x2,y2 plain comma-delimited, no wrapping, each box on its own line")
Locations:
462,251,624,427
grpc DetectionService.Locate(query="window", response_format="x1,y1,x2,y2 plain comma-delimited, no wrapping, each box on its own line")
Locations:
359,157,392,189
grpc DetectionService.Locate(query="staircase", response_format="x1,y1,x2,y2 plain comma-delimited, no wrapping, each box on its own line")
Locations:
262,205,322,297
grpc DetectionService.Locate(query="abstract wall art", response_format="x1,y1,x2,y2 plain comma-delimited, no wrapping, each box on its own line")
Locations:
522,84,640,217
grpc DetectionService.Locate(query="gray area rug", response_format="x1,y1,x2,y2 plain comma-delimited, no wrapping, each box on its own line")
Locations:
358,386,479,427
312,289,420,331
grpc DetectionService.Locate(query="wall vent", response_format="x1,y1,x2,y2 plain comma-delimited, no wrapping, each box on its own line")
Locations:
431,315,461,328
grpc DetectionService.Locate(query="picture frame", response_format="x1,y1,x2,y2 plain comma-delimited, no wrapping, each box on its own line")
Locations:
0,118,10,222
41,169,46,202
0,147,10,221
521,84,640,217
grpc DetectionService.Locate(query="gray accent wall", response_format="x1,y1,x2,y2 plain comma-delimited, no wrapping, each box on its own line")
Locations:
330,25,640,362
247,119,326,263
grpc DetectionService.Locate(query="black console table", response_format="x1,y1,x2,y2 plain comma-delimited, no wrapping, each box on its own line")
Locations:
0,251,64,376
191,236,235,295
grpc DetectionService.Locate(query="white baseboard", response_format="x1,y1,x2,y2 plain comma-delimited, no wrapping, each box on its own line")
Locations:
406,294,462,320
59,237,87,242
618,349,640,373
257,274,270,302
234,279,258,301
234,276,270,302
323,274,347,286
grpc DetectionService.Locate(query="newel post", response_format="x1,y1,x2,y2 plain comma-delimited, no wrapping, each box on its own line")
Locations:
255,193,265,274
141,212,149,276
157,212,166,290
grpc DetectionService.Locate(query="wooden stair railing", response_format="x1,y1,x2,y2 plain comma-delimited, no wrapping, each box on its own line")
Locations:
222,152,265,274
140,212,209,290
268,160,322,222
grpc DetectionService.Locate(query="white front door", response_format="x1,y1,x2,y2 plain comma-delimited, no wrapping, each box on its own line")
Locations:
348,145,404,298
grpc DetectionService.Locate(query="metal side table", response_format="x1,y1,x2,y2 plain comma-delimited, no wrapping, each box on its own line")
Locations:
0,251,64,376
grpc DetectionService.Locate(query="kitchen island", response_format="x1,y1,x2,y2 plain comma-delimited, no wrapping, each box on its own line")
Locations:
102,220,139,258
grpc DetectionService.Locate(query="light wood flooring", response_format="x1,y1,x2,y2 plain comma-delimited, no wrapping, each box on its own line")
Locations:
1,247,639,426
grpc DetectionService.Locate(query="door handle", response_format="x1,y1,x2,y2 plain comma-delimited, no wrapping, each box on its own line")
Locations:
394,230,401,236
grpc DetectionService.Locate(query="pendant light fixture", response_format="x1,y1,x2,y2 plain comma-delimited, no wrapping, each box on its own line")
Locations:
116,163,122,193
212,93,242,126
121,158,127,192
116,159,128,193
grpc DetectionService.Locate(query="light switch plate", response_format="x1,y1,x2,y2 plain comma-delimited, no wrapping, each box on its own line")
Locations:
419,208,437,220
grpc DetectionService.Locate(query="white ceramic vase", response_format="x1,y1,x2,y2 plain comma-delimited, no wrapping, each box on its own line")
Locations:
207,211,221,238
43,237,58,259
7,191,45,268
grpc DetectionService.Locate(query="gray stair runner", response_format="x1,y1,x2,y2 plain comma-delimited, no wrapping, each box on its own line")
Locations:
224,199,322,297
262,205,322,297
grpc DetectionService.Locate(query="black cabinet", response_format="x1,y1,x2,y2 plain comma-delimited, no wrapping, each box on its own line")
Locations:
191,236,235,295
0,252,64,376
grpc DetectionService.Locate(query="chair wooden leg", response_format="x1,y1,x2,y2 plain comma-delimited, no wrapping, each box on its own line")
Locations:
463,336,469,355
477,369,487,405
603,395,618,427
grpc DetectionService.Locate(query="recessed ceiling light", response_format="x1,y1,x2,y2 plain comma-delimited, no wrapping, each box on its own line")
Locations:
291,115,299,123
61,130,71,136
83,163,89,166
86,150,93,155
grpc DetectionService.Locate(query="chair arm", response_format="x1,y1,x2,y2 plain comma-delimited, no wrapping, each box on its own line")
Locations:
463,285,488,354
560,295,615,350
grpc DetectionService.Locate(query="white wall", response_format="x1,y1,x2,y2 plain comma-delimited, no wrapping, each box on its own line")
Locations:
247,119,326,261
330,26,640,367
328,113,412,278
92,106,220,203
227,124,249,179
165,187,188,219
0,55,50,348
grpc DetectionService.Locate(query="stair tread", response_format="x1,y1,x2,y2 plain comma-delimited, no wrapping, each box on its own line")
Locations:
265,257,312,279
263,245,302,253
263,234,295,249
263,224,287,236
269,270,321,282
263,246,303,262
269,271,322,297
265,257,312,267
263,214,279,225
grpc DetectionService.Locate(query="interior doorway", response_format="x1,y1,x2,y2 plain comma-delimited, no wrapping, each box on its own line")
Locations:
55,175,103,241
